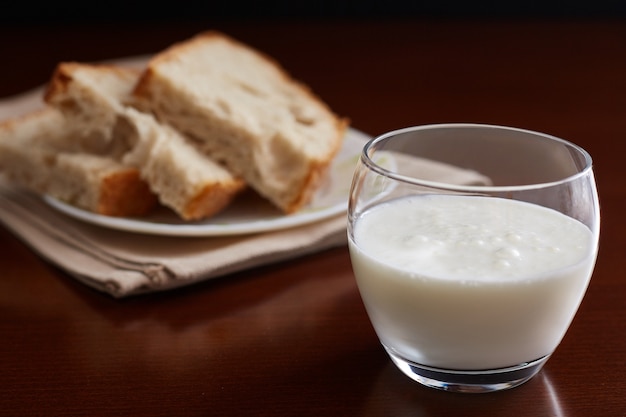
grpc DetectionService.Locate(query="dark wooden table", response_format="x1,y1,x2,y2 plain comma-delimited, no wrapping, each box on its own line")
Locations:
1,17,625,416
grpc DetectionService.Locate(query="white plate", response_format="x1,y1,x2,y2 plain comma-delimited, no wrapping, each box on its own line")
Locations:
44,128,372,236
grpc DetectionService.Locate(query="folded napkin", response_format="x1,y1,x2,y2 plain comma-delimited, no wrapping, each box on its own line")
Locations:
0,66,490,298
0,184,349,297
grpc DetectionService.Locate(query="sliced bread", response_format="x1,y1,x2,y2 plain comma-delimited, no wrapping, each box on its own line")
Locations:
44,62,140,158
120,107,246,221
44,62,245,220
0,108,158,216
133,30,349,213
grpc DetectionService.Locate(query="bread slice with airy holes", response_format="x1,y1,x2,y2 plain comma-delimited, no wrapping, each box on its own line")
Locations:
0,108,158,216
133,30,349,213
44,62,245,220
44,62,139,158
119,106,246,220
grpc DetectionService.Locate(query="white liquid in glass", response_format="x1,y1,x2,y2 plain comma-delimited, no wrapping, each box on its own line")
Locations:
349,194,596,370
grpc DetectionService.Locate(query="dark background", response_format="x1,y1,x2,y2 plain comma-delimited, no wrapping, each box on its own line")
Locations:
1,0,624,100
2,0,626,24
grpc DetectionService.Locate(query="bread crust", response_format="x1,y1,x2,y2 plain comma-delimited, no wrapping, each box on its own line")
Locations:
44,62,142,104
98,168,158,217
183,181,243,221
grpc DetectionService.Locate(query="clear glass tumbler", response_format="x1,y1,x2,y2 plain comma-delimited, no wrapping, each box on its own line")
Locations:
347,124,600,393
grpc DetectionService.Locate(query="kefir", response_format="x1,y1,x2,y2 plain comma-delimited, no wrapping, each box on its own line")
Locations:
348,194,596,370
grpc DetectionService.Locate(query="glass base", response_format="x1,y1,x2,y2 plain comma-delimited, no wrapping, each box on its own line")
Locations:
386,348,549,393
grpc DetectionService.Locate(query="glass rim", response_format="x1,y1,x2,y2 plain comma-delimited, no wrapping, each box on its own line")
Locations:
362,123,594,193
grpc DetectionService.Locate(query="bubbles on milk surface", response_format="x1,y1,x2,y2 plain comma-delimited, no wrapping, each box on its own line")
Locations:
354,195,593,282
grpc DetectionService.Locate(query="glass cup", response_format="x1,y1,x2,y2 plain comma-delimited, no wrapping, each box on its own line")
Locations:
347,124,600,393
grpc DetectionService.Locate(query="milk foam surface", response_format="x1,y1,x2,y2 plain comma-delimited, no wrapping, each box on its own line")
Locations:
349,195,596,369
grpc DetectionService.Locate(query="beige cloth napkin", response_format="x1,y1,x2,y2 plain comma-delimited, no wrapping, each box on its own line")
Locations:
0,68,490,298
0,184,349,297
